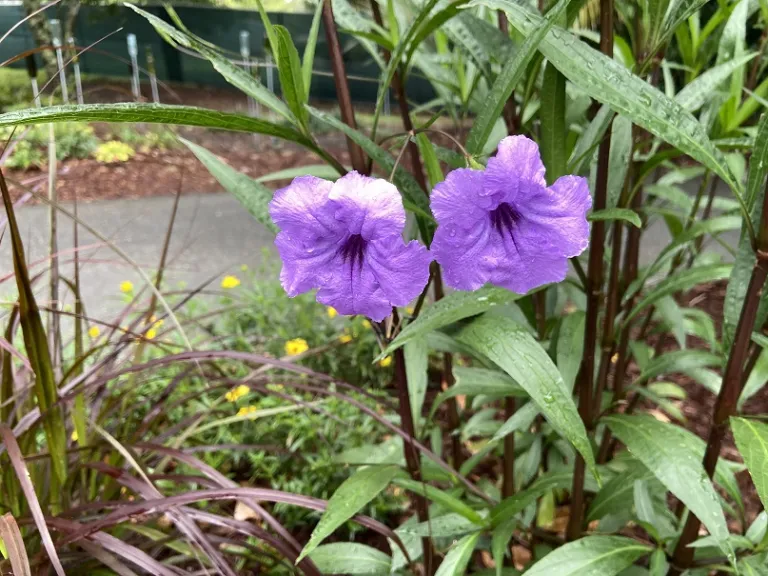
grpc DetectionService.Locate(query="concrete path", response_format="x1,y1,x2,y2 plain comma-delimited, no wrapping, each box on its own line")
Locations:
0,189,742,321
0,193,277,319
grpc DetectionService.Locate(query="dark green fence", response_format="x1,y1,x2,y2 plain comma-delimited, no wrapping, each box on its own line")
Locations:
0,2,435,103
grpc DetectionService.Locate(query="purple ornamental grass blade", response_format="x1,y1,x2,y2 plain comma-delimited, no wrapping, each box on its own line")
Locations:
432,135,591,293
0,513,32,576
269,172,432,321
0,425,66,576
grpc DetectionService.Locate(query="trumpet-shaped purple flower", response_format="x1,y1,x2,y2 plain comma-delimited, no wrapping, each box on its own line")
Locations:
269,171,431,322
431,135,591,293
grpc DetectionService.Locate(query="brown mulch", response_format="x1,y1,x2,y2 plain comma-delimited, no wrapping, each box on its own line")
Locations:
6,79,353,203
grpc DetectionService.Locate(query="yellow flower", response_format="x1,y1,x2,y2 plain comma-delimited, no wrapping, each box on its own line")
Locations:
221,275,241,289
406,307,414,314
225,385,250,403
379,356,392,368
237,405,258,417
362,320,372,329
88,325,100,338
240,264,249,271
145,328,157,340
70,430,78,442
339,334,353,344
327,307,338,319
285,338,309,356
120,280,134,293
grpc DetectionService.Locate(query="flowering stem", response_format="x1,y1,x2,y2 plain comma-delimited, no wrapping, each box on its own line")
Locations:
670,175,768,574
567,0,613,542
370,0,428,190
321,0,367,173
393,345,436,575
432,265,464,470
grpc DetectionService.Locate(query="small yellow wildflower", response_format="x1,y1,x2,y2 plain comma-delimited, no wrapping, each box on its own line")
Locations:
145,328,157,340
362,319,372,329
379,356,392,368
240,264,249,272
327,307,338,319
339,334,353,344
70,430,78,442
285,338,309,356
406,307,414,314
88,325,100,338
225,385,250,403
221,275,241,289
237,405,258,418
120,280,134,293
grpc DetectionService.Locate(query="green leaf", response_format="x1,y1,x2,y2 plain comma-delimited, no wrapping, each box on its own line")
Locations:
465,0,572,155
302,0,325,96
307,107,432,221
0,172,67,485
522,536,650,576
568,104,614,174
491,469,596,526
398,512,480,537
416,133,444,189
309,543,390,575
731,418,768,511
455,315,598,484
275,26,309,130
540,62,567,183
256,164,343,183
631,349,722,386
556,311,585,392
0,103,310,144
255,0,280,63
492,519,518,576
724,114,768,350
675,53,757,112
587,463,658,522
379,286,522,358
432,367,526,417
404,339,429,429
604,414,733,561
127,4,292,122
492,402,539,442
478,0,744,203
297,465,402,562
434,533,480,576
624,264,732,324
647,0,672,53
180,138,276,234
658,0,711,53
606,115,633,209
392,478,486,525
588,208,641,228
739,348,768,408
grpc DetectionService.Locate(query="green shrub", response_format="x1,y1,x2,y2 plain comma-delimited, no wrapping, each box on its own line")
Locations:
0,123,98,169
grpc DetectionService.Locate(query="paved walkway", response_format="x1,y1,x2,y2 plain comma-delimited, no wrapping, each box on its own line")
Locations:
0,189,742,320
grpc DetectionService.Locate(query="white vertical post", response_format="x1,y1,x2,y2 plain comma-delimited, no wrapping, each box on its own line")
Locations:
146,45,160,103
240,30,257,116
49,19,68,104
127,33,141,101
68,37,84,105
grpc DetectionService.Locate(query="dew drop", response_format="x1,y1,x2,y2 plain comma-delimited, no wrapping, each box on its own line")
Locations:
543,393,555,404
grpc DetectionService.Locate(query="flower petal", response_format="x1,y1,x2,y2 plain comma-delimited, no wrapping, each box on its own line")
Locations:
522,175,592,257
366,239,432,308
328,171,406,241
275,231,338,296
315,237,431,322
431,168,494,226
485,135,547,205
432,218,496,291
269,176,337,241
489,248,569,294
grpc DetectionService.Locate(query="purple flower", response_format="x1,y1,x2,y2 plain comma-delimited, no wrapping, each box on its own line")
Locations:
269,171,432,322
431,136,591,293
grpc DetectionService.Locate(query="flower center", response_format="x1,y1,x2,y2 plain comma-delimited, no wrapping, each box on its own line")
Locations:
339,234,367,270
490,202,521,236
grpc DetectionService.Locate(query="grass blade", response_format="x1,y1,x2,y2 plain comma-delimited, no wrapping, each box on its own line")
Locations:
0,514,31,576
0,426,65,576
